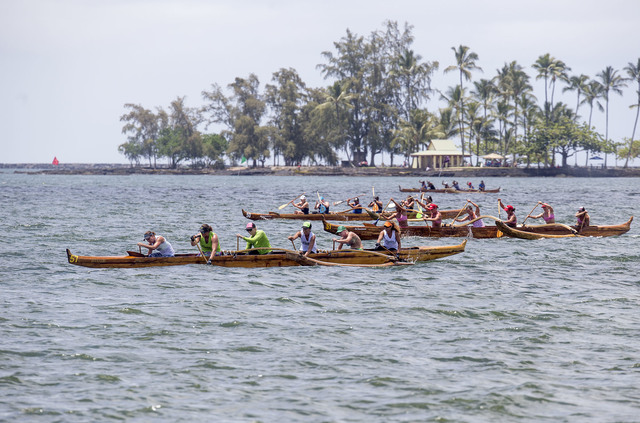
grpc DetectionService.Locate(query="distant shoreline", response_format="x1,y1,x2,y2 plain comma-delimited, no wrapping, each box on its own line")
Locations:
2,163,640,177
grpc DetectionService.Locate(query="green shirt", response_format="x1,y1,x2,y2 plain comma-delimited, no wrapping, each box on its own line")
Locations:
242,230,272,254
199,232,221,253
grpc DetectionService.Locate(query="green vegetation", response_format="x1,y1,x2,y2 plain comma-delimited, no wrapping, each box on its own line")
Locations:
119,21,640,169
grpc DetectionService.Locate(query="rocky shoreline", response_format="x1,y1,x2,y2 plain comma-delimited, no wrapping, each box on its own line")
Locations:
2,163,640,177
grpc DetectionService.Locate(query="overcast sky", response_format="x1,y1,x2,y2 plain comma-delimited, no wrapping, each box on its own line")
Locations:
2,0,639,164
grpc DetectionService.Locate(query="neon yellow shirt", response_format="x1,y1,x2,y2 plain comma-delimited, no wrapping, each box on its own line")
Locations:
242,230,272,254
199,232,221,253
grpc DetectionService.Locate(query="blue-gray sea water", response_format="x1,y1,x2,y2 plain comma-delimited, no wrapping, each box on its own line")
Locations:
1,172,639,422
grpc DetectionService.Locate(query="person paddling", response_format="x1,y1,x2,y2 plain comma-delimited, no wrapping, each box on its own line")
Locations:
237,222,272,255
138,231,175,257
333,225,363,250
455,199,485,227
528,202,556,224
292,195,310,214
375,221,401,252
498,198,517,227
575,207,590,232
422,204,443,228
288,221,318,256
190,224,221,264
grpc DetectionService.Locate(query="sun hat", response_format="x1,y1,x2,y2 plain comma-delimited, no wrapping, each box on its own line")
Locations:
336,225,347,233
300,195,306,200
302,221,312,229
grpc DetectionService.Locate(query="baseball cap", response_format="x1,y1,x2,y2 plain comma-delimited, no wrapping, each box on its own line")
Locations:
384,221,393,227
246,222,255,230
302,221,311,229
336,225,347,233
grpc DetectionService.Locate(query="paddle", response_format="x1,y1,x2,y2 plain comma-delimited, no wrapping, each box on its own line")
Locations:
195,242,208,264
450,200,471,225
333,194,364,207
278,192,305,210
522,202,540,225
374,199,393,225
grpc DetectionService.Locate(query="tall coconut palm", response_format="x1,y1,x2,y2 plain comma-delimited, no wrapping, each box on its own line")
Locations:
580,80,603,166
472,78,498,156
597,66,627,167
623,58,640,168
562,74,589,121
548,59,570,107
496,61,532,164
444,45,482,159
532,54,554,120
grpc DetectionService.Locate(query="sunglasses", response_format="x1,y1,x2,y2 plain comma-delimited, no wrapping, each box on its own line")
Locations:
246,228,253,232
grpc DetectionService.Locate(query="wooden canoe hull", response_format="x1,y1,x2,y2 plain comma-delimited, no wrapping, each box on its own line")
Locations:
66,242,466,269
243,208,462,221
323,220,501,239
495,217,633,239
324,216,633,240
242,208,373,221
399,185,501,193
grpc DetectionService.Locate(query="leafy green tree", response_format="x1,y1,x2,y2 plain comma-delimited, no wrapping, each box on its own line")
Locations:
596,66,627,167
314,81,355,162
119,104,164,167
617,138,640,164
202,74,269,167
201,133,227,167
444,45,482,158
623,58,640,168
264,68,308,165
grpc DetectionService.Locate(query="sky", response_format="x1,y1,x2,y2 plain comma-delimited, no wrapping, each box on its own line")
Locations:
1,0,639,164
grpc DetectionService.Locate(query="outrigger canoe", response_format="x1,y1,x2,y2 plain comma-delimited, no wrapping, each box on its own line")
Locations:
399,185,501,193
323,219,501,239
324,216,633,240
66,241,466,269
495,217,633,239
243,208,463,221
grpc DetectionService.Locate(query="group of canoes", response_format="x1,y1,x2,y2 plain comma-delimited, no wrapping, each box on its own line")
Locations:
67,186,633,269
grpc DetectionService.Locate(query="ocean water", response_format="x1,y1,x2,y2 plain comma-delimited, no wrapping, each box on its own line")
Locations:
1,172,639,422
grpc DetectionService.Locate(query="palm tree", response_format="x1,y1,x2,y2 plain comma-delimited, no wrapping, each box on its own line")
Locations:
562,74,589,121
623,58,640,168
496,61,532,164
444,45,482,159
580,80,603,166
548,59,570,107
597,66,627,167
393,109,444,163
532,54,554,120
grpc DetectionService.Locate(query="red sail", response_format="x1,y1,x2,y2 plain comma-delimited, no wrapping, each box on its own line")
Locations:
52,157,59,165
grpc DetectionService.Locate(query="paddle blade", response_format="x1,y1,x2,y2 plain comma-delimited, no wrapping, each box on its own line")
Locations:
416,212,422,219
278,203,289,210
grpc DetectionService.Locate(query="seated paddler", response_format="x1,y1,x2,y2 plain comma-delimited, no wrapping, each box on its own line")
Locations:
191,224,222,264
288,221,318,256
237,222,272,255
137,231,175,257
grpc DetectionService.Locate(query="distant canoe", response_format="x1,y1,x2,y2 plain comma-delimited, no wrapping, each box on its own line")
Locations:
323,219,501,239
66,242,467,269
243,208,463,221
399,185,500,193
242,208,374,221
324,216,633,240
495,217,633,239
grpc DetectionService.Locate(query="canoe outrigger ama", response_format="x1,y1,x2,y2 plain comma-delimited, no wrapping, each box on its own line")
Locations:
66,240,467,269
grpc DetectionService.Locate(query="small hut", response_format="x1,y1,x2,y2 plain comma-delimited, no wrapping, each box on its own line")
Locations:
410,140,469,169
